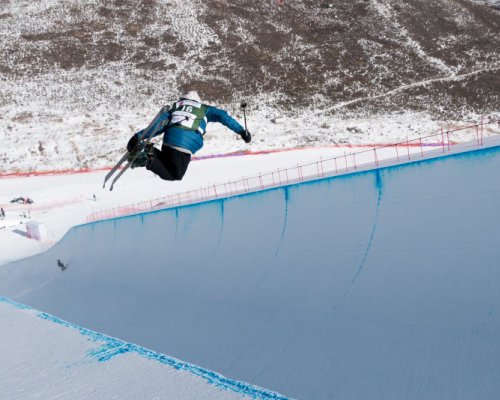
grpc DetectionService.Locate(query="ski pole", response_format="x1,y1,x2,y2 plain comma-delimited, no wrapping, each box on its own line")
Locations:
241,101,248,132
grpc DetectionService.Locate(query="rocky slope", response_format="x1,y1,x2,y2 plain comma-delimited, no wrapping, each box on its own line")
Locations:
0,0,499,172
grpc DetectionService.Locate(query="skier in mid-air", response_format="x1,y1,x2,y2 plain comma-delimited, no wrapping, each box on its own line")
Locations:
125,91,251,181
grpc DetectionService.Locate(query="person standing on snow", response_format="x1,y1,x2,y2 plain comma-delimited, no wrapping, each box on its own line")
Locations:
126,91,251,181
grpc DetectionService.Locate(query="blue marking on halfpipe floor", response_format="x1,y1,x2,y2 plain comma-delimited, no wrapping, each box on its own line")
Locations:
330,170,384,311
0,296,289,400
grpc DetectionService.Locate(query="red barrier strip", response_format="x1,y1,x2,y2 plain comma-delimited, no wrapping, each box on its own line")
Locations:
0,143,457,179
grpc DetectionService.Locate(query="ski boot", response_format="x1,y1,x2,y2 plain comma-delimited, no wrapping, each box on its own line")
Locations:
129,142,155,169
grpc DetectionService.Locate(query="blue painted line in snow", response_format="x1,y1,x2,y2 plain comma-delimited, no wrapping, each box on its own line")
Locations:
352,170,383,283
211,200,225,257
0,296,32,310
274,187,289,258
0,296,289,400
331,170,384,311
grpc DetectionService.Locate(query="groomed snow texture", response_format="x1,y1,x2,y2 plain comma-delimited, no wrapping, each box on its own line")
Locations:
1,145,500,399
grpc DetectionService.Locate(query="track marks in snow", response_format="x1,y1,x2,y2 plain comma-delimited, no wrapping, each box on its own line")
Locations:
313,65,500,116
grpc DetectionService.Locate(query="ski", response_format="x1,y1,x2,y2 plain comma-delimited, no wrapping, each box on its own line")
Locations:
103,105,170,190
109,138,151,191
102,152,129,189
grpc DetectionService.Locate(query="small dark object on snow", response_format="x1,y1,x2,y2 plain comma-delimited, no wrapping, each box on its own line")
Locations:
10,197,34,204
57,259,67,271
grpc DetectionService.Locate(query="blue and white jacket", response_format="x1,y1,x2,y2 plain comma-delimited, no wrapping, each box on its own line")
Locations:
135,101,244,154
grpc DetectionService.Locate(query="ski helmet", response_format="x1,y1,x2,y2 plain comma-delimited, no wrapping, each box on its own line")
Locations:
180,90,201,103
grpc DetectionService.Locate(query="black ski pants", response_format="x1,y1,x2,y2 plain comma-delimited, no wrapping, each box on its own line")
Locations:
146,145,191,181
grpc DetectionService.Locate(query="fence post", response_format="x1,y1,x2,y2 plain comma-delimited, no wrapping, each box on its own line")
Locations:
481,116,484,146
441,128,445,153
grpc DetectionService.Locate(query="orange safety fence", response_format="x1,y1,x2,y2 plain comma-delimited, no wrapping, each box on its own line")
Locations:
86,119,500,223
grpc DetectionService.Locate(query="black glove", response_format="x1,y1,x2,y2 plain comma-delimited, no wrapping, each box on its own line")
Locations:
240,129,251,143
127,134,139,152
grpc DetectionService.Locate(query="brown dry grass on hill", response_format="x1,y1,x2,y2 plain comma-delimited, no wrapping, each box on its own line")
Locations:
0,0,499,117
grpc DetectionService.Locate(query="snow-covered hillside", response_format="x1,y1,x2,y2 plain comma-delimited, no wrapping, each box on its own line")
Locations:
0,0,499,172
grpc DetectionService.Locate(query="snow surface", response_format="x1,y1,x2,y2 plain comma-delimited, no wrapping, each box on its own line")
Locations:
1,0,499,168
2,118,498,262
1,138,500,399
0,104,463,173
1,144,441,265
0,297,264,400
